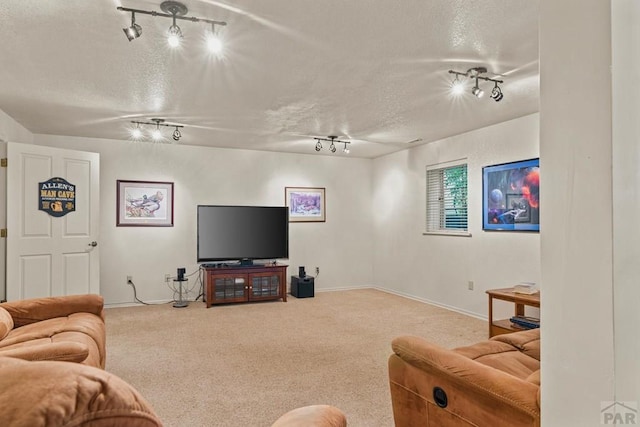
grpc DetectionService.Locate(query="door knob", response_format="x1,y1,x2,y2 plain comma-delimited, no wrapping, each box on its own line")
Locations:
88,241,98,247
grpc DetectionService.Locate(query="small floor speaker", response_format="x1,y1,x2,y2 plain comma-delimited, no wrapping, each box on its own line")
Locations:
291,275,314,298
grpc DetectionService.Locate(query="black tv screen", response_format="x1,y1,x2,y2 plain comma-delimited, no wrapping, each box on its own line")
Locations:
197,205,289,263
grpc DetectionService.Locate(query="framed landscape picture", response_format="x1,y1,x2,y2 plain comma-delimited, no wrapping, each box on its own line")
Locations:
285,187,326,222
116,180,174,226
482,158,539,232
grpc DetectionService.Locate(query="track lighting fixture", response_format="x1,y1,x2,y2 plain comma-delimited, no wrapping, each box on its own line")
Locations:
448,67,504,102
117,1,227,51
313,136,351,154
129,119,185,142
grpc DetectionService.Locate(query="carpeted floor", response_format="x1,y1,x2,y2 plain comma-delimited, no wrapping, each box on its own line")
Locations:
105,288,486,427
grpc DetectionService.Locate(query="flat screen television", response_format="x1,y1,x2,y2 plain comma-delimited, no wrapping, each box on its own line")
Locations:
197,205,289,264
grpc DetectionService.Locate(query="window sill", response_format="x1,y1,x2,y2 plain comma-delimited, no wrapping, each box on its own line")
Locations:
423,231,472,237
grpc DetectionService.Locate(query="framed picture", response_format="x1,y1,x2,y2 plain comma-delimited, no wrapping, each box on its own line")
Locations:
116,180,174,227
285,187,326,222
482,158,539,231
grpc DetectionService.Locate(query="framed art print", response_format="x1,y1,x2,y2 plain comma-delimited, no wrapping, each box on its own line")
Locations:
285,187,326,222
482,158,539,232
116,180,174,226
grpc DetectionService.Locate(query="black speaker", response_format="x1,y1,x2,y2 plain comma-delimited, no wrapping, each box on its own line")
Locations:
291,275,314,298
177,268,186,281
298,266,306,277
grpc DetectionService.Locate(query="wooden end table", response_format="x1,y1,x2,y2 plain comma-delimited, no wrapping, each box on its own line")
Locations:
486,287,540,337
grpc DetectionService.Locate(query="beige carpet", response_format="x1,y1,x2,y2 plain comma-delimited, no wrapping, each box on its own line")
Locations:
105,288,486,427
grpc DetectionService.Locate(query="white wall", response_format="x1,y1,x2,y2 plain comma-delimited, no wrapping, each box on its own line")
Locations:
0,109,33,144
540,0,615,425
612,0,640,406
33,134,374,305
371,113,540,318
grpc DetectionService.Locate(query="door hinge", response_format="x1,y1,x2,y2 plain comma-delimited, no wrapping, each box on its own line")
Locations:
0,158,6,167
0,229,6,238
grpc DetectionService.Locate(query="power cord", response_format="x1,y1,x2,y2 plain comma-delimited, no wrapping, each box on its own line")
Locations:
165,267,205,303
128,269,205,306
195,266,205,301
127,279,168,305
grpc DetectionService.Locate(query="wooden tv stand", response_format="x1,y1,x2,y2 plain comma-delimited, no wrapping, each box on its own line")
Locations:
202,264,288,308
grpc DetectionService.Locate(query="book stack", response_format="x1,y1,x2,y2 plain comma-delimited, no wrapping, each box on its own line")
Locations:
513,282,539,294
510,315,540,329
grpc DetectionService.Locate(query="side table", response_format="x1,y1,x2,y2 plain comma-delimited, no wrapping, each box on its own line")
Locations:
173,278,189,308
486,287,540,337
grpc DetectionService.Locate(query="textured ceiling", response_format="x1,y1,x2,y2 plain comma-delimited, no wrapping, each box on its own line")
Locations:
0,0,539,158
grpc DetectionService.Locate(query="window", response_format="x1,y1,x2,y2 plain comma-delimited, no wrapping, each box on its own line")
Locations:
426,161,468,234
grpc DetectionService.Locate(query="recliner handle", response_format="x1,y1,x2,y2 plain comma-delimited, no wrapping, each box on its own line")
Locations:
433,386,448,408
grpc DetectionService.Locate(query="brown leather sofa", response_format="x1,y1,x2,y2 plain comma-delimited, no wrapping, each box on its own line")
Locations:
0,294,346,427
388,328,540,427
0,294,106,367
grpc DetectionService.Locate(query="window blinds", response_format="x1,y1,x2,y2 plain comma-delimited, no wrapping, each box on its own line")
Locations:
426,163,468,232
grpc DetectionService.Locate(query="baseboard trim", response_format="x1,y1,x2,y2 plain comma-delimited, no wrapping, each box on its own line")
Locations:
105,286,487,322
105,299,174,308
372,287,487,321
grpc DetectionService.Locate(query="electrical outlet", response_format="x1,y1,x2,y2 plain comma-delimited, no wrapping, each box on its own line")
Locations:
165,274,172,282
315,267,320,275
127,275,132,283
468,280,474,290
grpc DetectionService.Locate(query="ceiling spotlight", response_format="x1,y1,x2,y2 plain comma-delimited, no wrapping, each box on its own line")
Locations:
330,142,337,153
162,1,187,47
315,141,322,151
123,12,142,41
490,82,504,102
152,129,163,141
471,77,484,98
207,23,223,54
172,127,182,141
343,143,350,154
131,124,143,140
451,75,465,95
167,22,183,47
151,118,165,141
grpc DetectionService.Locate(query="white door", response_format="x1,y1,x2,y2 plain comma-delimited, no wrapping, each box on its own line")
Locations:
6,142,100,300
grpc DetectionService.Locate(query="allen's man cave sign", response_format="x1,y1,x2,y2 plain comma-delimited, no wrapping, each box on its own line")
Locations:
38,177,76,217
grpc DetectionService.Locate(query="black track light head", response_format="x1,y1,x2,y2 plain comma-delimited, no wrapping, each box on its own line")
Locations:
491,84,504,102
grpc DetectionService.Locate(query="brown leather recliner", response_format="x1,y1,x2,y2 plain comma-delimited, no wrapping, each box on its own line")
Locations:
388,328,540,427
0,356,347,427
